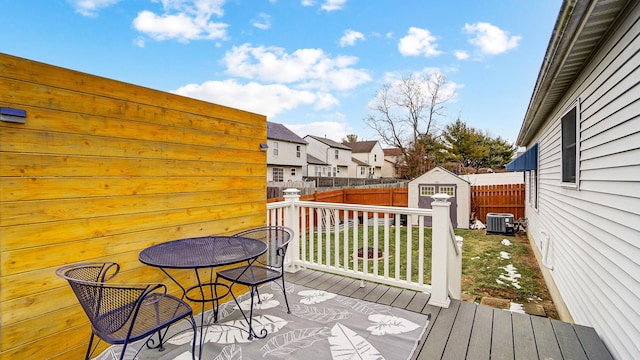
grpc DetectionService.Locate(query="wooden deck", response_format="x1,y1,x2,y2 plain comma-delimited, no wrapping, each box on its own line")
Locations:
286,269,613,360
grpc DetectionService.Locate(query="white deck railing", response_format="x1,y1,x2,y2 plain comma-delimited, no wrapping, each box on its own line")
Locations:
267,189,462,307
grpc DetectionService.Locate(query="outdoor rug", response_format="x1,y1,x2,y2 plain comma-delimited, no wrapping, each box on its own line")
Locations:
96,282,430,360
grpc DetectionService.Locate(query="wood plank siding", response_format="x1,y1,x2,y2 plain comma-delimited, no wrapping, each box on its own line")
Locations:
522,2,640,359
0,54,268,359
287,269,612,360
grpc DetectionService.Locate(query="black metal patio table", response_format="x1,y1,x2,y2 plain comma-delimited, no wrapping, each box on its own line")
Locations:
139,235,268,358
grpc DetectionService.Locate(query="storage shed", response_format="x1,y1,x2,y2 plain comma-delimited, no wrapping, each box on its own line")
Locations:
408,167,470,229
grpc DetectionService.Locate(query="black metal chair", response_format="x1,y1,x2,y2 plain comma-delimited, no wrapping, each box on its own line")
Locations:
56,262,197,360
215,225,293,338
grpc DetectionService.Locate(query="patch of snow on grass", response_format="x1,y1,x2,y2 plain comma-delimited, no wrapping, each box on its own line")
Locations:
501,239,512,246
498,263,522,289
471,256,480,260
500,251,511,259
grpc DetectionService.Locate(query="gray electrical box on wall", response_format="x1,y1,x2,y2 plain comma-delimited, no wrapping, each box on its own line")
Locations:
1,107,27,123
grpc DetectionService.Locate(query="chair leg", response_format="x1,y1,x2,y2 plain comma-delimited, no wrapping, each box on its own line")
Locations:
118,342,129,360
255,286,262,304
247,286,256,339
188,315,198,360
281,276,291,314
85,333,95,360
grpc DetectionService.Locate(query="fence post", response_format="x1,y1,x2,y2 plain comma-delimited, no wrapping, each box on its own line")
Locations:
429,193,452,308
283,188,301,273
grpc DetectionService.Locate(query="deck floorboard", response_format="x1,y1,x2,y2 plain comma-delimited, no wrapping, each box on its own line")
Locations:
287,269,612,360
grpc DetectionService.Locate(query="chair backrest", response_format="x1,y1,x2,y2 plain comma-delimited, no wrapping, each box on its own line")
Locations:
234,226,293,269
56,262,153,337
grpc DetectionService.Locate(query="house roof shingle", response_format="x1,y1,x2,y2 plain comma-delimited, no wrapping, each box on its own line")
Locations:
383,148,403,156
343,140,378,153
305,135,351,150
267,122,307,144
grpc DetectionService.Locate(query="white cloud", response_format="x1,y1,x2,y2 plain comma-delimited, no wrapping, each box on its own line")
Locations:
301,0,315,6
339,29,365,47
69,0,120,17
173,79,326,118
252,13,271,30
454,50,469,60
133,0,228,42
222,44,371,91
321,0,347,11
398,27,442,57
463,22,521,55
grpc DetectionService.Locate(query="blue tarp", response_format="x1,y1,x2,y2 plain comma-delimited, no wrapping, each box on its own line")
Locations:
506,143,538,171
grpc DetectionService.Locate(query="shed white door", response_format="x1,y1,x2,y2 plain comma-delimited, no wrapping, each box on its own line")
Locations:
418,184,457,227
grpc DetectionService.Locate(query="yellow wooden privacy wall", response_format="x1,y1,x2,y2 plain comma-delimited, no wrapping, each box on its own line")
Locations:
0,53,267,359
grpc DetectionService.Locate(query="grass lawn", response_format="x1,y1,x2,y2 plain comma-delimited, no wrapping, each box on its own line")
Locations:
302,225,558,319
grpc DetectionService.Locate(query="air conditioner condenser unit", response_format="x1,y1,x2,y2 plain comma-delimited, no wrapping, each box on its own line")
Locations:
486,213,515,236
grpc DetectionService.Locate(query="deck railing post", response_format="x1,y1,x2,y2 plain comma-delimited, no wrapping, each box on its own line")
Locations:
283,188,301,273
428,193,452,308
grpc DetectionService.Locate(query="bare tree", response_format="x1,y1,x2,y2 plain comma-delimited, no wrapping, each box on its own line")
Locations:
365,71,455,177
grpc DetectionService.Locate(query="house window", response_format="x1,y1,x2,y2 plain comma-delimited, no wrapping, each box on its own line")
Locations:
332,167,337,177
334,149,339,160
315,166,322,176
290,168,296,176
273,142,279,156
360,167,365,175
440,186,455,197
561,102,579,186
374,154,377,162
420,186,435,196
296,145,301,158
272,168,283,182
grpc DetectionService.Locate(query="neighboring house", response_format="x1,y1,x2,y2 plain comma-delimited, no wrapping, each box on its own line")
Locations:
507,1,639,359
267,122,307,182
304,135,352,177
382,147,403,178
344,140,385,178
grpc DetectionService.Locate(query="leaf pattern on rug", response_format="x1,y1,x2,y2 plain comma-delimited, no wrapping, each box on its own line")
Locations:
260,327,332,357
210,301,237,322
236,293,280,311
290,304,351,323
299,289,337,304
334,296,392,315
204,314,288,344
214,344,242,360
328,323,383,360
92,346,139,360
270,280,296,293
366,314,420,336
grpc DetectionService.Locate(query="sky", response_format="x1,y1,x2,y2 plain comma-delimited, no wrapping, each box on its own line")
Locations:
2,0,561,145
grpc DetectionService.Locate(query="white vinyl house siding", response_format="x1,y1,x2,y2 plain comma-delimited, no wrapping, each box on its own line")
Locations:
525,7,640,359
267,140,306,182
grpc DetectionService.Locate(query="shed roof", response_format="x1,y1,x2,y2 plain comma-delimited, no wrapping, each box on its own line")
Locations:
410,166,470,184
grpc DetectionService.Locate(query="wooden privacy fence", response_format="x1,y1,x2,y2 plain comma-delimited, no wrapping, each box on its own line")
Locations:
268,187,408,207
269,184,524,224
470,184,525,222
